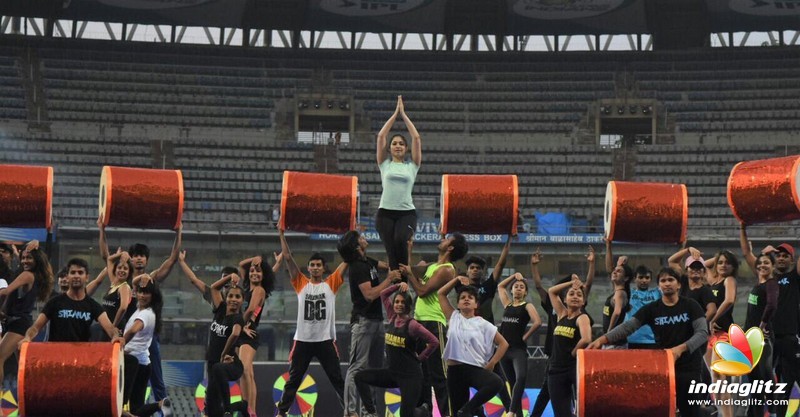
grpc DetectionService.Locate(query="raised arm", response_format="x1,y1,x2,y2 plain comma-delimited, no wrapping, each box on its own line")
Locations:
209,273,238,310
604,239,614,273
151,224,183,283
401,263,454,298
381,282,407,321
178,251,208,295
497,272,523,307
437,277,460,321
530,248,548,304
272,252,284,273
358,267,400,302
279,230,302,283
98,215,110,261
398,96,421,166
739,224,757,272
376,96,401,165
548,275,580,319
668,247,689,275
584,245,596,298
490,235,513,282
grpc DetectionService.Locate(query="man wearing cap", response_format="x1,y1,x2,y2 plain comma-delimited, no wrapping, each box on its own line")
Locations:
741,225,800,416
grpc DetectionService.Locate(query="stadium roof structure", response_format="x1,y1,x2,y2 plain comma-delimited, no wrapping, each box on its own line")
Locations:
2,0,799,50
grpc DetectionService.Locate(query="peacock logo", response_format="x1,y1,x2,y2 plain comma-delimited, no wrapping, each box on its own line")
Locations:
710,324,764,377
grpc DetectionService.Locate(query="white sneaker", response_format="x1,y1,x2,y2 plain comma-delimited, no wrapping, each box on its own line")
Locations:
160,398,172,417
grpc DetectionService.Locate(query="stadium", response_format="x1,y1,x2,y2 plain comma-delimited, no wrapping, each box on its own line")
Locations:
0,0,799,416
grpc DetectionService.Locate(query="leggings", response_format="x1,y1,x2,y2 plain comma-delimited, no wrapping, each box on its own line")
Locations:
355,368,423,417
746,338,774,417
123,354,152,414
206,358,244,417
547,367,575,417
531,359,550,417
500,347,528,415
375,208,416,270
447,363,504,416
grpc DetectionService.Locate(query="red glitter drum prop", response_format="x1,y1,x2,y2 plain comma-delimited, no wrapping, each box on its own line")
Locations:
280,171,358,234
19,341,124,417
440,174,518,235
0,164,53,230
727,155,800,225
578,349,676,417
604,181,688,244
98,166,184,230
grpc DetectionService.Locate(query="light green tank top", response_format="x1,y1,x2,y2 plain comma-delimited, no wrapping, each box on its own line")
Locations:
414,262,453,325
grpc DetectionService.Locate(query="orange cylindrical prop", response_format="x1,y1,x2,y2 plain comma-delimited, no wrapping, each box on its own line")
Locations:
604,181,688,244
578,349,676,417
99,166,184,230
19,342,123,417
727,155,800,225
440,174,518,234
280,171,358,234
0,164,53,230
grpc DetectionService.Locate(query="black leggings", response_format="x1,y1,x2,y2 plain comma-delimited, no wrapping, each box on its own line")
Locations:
746,338,774,417
355,368,423,417
547,367,575,417
123,354,152,414
447,363,504,416
206,359,244,417
531,359,550,417
675,366,702,417
277,340,345,415
375,208,416,270
500,347,528,415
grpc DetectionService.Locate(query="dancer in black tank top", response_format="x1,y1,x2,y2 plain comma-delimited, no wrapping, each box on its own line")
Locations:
546,275,592,417
497,273,541,417
744,253,779,417
355,283,439,417
706,251,739,417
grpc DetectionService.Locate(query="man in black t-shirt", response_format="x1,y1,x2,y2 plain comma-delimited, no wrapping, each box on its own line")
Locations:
741,225,800,416
338,231,398,417
454,235,512,324
589,268,708,417
21,258,122,344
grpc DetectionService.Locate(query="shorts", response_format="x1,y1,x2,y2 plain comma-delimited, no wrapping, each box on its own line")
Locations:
708,331,729,349
4,315,33,336
239,334,260,350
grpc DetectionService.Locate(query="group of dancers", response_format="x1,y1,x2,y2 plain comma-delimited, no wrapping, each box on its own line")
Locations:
0,95,797,417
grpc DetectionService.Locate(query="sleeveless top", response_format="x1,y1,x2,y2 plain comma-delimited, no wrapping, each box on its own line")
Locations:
415,262,453,325
385,318,422,376
102,282,130,329
500,302,530,350
550,313,586,372
602,290,629,346
241,288,266,341
709,277,734,332
5,276,37,318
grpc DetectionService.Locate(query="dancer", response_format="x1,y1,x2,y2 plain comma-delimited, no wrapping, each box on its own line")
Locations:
602,240,633,348
276,230,347,416
625,266,660,349
740,224,799,416
21,257,121,343
338,230,398,417
455,235,512,324
401,232,469,417
354,282,439,417
121,274,171,417
0,240,54,397
588,268,708,417
530,246,595,417
99,217,182,404
742,251,778,417
236,254,276,417
497,273,542,417
706,250,739,417
668,246,717,322
545,275,592,417
376,95,421,271
438,278,508,417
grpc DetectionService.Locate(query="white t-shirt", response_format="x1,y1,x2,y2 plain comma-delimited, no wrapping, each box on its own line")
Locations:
123,308,156,365
443,311,498,368
291,271,344,343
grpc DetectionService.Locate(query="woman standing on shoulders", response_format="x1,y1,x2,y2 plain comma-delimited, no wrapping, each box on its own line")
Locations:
376,95,421,271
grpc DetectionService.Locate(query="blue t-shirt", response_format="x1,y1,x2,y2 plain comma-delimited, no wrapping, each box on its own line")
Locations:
625,287,661,345
378,159,419,210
